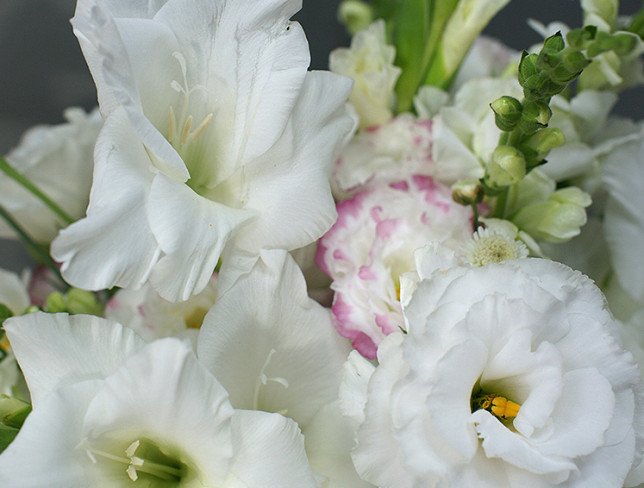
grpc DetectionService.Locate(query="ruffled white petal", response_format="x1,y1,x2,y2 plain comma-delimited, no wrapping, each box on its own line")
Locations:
72,0,188,179
0,381,102,487
231,71,354,257
4,312,145,406
227,409,317,488
147,173,254,301
155,0,308,174
51,109,162,291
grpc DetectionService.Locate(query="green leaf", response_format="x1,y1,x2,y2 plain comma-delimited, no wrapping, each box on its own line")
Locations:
0,395,31,453
392,0,432,112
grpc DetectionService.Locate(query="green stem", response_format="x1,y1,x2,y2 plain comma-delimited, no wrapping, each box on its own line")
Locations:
493,188,509,219
0,205,65,285
0,157,73,225
471,202,480,231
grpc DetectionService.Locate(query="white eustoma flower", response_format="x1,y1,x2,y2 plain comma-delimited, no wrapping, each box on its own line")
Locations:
51,0,354,301
330,20,401,129
0,108,101,243
316,176,473,359
197,250,370,487
0,313,317,487
343,258,643,487
105,274,218,344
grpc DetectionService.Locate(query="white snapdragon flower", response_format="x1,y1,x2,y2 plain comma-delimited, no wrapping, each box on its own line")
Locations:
316,176,473,359
343,258,643,487
51,0,354,301
432,77,522,184
197,250,370,487
330,20,401,129
0,108,101,243
105,274,218,343
0,313,317,487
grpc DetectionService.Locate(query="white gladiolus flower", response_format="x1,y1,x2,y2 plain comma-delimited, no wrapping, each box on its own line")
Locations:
343,259,643,487
51,0,354,302
0,108,101,243
330,20,401,129
198,250,370,487
0,313,317,487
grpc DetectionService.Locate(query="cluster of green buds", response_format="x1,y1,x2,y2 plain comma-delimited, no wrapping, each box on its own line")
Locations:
44,288,103,316
485,27,638,191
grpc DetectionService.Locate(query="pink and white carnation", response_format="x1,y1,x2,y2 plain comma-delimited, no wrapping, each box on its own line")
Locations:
341,258,644,488
316,176,473,359
332,114,433,199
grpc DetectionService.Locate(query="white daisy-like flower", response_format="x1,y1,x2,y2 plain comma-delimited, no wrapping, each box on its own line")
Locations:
464,221,528,267
51,0,354,302
342,259,644,487
0,313,317,487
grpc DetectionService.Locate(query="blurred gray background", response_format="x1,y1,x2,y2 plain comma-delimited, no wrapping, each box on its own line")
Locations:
0,0,642,272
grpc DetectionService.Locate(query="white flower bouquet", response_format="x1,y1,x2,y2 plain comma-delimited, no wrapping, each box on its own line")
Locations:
0,0,643,486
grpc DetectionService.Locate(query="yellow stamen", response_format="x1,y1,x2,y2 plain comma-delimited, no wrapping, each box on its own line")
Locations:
475,393,521,420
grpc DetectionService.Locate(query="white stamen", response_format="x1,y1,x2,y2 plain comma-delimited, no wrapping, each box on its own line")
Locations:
127,465,139,482
126,440,140,457
167,106,178,143
253,349,289,410
189,113,214,143
180,116,193,146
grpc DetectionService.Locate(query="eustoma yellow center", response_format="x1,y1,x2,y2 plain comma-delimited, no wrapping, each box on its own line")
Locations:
473,393,521,420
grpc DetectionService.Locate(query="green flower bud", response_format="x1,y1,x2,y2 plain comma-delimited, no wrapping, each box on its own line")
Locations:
486,146,527,189
338,0,374,35
518,52,539,87
520,128,566,165
452,179,485,206
517,100,552,134
490,96,523,131
65,288,103,316
543,32,565,53
566,26,597,49
45,292,67,313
